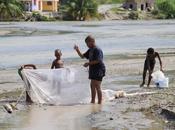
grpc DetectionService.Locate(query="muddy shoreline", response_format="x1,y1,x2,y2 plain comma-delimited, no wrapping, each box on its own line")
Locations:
88,87,175,130
0,52,175,130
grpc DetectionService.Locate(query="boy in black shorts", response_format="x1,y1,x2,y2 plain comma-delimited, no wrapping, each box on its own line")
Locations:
74,35,106,104
18,64,37,103
140,48,163,87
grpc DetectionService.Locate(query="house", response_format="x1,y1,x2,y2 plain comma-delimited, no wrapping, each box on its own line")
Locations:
21,0,59,12
123,0,155,11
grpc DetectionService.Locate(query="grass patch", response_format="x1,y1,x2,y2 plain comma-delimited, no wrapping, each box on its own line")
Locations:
0,90,22,100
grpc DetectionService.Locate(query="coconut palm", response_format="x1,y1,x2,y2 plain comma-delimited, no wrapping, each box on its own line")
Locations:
0,0,23,21
62,0,98,21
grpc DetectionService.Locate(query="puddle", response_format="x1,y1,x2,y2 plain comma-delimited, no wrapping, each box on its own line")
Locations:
0,104,102,130
0,102,167,130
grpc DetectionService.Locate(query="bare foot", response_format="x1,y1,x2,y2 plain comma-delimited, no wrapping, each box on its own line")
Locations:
90,100,95,104
98,101,102,104
140,82,145,87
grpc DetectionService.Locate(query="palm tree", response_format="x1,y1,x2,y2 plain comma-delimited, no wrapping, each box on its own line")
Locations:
0,0,23,21
62,0,98,21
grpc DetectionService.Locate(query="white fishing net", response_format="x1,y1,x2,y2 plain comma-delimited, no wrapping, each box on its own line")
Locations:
21,67,91,105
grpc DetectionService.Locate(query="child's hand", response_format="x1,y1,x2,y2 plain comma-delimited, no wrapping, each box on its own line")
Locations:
83,62,89,67
21,65,25,69
74,45,79,51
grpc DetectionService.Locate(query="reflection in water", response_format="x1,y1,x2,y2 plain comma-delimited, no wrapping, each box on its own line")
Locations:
0,104,102,130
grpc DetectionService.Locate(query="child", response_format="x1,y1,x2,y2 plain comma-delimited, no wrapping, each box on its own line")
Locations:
74,35,106,104
140,48,163,87
18,64,37,103
18,64,37,79
51,49,64,69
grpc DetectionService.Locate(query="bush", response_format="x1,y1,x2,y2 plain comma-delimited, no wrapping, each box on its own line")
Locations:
96,0,124,4
155,0,175,19
128,11,140,20
151,9,159,15
32,12,42,21
31,12,56,21
156,13,167,19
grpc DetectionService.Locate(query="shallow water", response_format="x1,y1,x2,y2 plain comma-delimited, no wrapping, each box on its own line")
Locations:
0,20,175,130
0,104,101,130
0,103,165,130
1,20,175,68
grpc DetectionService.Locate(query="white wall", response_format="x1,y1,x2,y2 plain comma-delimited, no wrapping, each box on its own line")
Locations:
32,0,39,11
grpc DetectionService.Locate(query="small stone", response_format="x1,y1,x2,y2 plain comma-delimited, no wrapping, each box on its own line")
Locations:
109,117,113,120
164,120,168,123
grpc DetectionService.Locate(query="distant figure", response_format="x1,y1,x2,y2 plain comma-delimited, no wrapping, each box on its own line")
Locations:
74,35,106,104
18,64,37,103
51,49,64,69
140,48,163,87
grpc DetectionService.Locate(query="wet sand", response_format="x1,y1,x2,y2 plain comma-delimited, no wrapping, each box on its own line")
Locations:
0,103,102,130
0,51,175,130
0,31,11,36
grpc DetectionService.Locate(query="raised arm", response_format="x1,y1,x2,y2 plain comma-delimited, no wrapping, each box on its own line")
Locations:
74,45,84,59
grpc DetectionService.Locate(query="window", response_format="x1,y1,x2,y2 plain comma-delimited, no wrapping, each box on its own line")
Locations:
141,4,144,10
47,1,52,6
129,4,133,9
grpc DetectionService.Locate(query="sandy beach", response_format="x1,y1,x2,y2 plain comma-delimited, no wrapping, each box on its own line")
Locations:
0,51,175,130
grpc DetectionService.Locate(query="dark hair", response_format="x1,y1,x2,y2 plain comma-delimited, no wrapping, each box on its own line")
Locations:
55,49,62,55
147,48,154,54
85,35,95,43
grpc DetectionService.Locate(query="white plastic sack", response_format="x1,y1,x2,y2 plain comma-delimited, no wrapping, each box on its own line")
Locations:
151,70,169,88
21,67,91,105
102,89,116,101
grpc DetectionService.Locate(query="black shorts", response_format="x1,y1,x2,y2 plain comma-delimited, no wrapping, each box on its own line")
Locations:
90,77,103,81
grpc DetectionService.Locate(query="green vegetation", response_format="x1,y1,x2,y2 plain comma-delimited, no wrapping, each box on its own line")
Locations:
0,0,23,21
31,12,56,21
128,11,140,20
153,0,175,19
96,0,124,4
1,0,175,21
62,0,98,21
